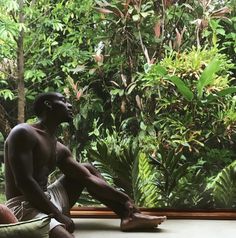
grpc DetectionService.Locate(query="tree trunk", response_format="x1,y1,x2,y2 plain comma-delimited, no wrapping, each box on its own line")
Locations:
0,104,11,138
17,0,25,123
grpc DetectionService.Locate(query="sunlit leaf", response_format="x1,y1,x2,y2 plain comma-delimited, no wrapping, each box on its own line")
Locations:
167,76,194,101
197,58,221,98
132,14,140,22
95,7,114,14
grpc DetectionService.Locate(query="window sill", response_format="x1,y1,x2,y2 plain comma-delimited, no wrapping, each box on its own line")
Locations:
70,207,236,219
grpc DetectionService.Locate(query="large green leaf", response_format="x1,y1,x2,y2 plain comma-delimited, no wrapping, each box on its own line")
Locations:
217,87,236,97
197,58,221,98
167,76,194,101
206,87,236,102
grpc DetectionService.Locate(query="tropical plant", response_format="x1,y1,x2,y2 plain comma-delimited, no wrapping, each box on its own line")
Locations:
132,45,236,208
0,0,235,210
210,160,236,208
138,47,235,151
85,125,160,206
150,145,190,207
87,129,140,200
136,153,158,207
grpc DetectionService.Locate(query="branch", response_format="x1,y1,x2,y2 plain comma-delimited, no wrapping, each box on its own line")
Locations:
27,7,51,27
138,26,150,64
24,26,43,56
10,11,17,23
27,71,61,91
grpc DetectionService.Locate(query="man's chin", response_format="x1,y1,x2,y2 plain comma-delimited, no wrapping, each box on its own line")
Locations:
66,115,74,122
61,115,73,123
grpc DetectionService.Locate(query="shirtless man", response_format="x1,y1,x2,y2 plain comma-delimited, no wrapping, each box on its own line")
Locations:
4,92,166,237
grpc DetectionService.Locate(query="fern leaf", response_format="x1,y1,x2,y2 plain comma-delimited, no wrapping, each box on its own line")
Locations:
210,161,236,208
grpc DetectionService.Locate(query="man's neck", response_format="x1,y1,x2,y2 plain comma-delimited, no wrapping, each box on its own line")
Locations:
36,118,59,137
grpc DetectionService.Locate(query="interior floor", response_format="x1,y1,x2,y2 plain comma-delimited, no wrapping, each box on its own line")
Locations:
72,218,236,238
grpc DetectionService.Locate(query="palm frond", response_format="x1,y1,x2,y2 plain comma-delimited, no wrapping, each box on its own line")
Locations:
136,153,158,207
210,161,236,208
87,137,140,199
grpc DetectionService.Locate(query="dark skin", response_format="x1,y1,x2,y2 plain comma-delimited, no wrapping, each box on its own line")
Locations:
4,93,165,238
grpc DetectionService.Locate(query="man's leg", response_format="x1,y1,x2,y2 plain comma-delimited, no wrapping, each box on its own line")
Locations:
50,225,74,238
60,163,138,217
82,163,140,217
84,164,166,230
59,163,166,231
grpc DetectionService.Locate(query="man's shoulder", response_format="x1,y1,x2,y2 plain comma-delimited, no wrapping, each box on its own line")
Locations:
6,123,37,142
56,141,71,152
56,141,72,158
9,123,35,134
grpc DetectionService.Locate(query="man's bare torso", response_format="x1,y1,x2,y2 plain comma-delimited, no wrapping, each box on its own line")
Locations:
4,123,61,199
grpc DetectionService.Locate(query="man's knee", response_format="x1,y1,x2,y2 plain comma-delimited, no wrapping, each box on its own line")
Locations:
82,163,96,172
82,163,103,178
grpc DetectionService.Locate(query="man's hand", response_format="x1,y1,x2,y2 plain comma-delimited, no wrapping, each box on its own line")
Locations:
54,213,75,233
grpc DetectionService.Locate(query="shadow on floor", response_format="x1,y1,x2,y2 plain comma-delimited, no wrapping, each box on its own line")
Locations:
75,220,119,231
74,220,165,233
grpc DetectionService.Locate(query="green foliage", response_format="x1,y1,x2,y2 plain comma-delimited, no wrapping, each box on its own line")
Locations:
0,163,4,189
197,58,221,98
210,161,236,208
137,153,158,207
139,47,235,151
135,45,236,208
0,89,15,100
86,128,159,207
0,0,235,209
87,129,140,200
150,145,190,207
203,147,235,176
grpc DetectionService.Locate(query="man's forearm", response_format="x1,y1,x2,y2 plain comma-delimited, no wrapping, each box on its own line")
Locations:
17,178,61,217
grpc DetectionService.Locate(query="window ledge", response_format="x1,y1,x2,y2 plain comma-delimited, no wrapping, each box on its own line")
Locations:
70,207,236,219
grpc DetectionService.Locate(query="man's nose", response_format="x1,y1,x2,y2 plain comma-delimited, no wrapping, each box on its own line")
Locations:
67,103,72,109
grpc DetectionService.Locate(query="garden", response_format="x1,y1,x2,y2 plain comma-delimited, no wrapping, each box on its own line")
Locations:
0,0,236,209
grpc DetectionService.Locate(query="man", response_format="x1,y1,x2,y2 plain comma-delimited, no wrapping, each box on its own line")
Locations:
4,92,166,238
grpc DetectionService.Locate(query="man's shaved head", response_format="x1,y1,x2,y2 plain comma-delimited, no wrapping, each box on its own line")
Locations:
33,92,61,118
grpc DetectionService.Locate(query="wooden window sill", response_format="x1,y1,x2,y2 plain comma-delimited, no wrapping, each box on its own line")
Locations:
70,207,236,219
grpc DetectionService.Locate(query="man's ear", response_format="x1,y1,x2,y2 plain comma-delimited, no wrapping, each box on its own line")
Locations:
44,100,52,109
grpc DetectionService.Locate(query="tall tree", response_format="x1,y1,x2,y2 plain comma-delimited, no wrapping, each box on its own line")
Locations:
17,0,25,123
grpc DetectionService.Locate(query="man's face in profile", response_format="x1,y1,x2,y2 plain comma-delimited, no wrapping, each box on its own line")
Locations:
48,93,73,123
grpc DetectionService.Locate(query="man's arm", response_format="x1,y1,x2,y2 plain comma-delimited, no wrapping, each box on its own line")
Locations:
57,144,131,205
7,126,74,231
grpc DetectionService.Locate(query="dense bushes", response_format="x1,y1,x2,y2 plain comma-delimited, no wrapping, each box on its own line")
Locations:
0,0,236,208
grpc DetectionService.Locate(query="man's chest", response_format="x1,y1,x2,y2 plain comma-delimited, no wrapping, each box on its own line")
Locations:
33,136,58,171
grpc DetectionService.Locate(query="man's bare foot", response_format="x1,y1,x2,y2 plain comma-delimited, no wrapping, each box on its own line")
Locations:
120,213,166,231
